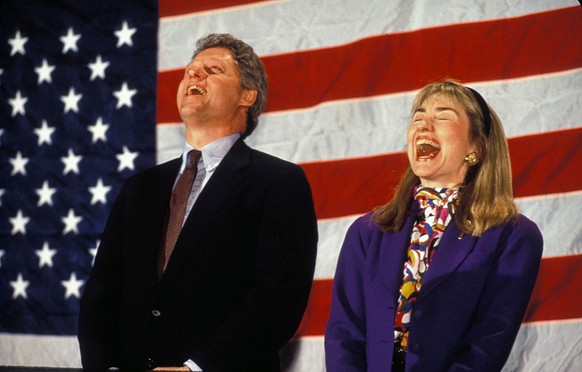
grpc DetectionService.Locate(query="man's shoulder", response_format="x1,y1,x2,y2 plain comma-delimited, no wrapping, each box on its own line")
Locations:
124,157,180,184
247,147,307,182
249,147,297,167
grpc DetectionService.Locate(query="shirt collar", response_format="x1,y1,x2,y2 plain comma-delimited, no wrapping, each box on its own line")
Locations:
181,133,240,172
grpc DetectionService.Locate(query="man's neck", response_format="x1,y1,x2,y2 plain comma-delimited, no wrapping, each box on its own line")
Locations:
184,122,243,149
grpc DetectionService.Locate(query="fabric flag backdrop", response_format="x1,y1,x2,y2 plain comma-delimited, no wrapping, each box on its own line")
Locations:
1,0,581,370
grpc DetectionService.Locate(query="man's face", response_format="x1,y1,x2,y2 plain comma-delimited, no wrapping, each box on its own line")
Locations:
176,47,253,127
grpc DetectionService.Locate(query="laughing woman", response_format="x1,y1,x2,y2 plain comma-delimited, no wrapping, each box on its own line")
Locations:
324,80,543,372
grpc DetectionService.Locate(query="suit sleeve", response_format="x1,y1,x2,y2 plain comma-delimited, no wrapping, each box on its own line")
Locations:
77,183,126,369
193,163,318,369
446,217,544,371
324,217,369,371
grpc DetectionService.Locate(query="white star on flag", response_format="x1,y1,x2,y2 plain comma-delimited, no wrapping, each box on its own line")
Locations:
116,146,139,171
60,87,82,113
34,59,56,84
113,82,137,108
61,273,85,299
36,242,57,268
34,120,56,146
10,273,30,299
8,30,28,56
10,151,29,176
60,27,81,53
61,149,82,175
10,210,30,235
0,189,5,207
0,249,4,267
89,178,112,205
88,117,109,143
8,90,28,117
114,21,136,47
36,180,57,207
88,55,110,81
61,209,82,235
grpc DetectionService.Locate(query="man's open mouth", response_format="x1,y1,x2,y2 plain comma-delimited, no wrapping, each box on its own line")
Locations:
187,85,206,96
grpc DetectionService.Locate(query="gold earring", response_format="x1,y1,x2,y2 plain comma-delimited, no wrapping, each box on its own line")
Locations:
464,152,479,166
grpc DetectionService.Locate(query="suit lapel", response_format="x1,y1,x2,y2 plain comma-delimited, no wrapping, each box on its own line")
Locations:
377,201,479,304
380,212,416,303
418,220,478,299
160,139,251,284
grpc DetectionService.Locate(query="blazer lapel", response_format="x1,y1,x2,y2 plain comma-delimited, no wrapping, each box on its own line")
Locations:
380,212,416,302
418,221,478,299
160,139,251,284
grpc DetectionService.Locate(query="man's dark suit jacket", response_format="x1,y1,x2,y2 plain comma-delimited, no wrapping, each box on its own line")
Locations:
78,139,318,371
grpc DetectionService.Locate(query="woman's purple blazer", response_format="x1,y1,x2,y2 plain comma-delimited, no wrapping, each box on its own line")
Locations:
325,207,543,372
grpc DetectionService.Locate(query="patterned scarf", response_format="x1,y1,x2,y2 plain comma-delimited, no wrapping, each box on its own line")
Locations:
394,186,460,348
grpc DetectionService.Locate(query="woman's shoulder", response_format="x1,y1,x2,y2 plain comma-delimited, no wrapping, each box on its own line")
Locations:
346,211,384,237
486,213,544,251
507,213,542,236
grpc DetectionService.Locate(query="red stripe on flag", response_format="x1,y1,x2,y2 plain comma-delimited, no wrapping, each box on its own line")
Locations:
159,0,269,17
523,254,582,323
302,152,409,220
510,127,582,198
302,127,582,220
295,279,334,338
157,7,582,123
296,254,582,337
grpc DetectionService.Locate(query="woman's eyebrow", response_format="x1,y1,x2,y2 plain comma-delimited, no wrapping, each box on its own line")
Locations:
434,106,460,115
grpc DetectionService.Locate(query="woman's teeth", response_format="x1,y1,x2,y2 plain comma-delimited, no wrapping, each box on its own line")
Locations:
417,143,440,158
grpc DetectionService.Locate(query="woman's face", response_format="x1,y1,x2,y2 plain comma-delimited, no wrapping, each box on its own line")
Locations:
407,94,475,188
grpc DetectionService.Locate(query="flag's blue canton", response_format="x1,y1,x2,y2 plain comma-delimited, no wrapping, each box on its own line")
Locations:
0,0,158,335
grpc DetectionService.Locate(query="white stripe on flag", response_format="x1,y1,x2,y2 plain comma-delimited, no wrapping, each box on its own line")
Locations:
157,69,582,164
158,0,576,70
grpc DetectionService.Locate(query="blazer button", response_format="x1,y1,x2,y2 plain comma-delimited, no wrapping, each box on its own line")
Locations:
146,357,155,369
152,309,161,317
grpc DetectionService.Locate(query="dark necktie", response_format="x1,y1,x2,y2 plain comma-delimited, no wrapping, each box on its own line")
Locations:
158,150,202,279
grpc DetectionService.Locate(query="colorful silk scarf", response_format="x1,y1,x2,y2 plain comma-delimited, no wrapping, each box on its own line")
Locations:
394,186,459,348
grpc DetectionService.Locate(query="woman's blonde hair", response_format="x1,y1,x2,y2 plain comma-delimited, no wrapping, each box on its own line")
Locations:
372,80,518,236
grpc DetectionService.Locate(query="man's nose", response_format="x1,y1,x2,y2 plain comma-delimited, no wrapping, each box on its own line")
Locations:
188,66,206,79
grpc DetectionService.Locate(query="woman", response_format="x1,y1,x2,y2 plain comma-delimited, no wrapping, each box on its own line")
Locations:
325,81,543,372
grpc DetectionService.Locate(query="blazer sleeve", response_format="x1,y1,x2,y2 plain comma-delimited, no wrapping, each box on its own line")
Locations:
446,216,544,371
193,163,318,369
325,216,370,371
77,180,127,369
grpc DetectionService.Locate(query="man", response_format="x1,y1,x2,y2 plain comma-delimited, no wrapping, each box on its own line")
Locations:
78,34,318,371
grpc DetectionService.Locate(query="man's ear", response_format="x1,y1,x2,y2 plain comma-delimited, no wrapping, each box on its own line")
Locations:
240,89,257,108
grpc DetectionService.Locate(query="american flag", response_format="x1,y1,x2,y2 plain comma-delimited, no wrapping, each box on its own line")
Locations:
0,0,157,359
1,0,581,370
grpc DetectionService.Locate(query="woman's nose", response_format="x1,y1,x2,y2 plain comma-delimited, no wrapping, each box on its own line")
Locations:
418,118,433,132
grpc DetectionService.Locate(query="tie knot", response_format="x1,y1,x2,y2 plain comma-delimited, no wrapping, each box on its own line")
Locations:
186,150,202,171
